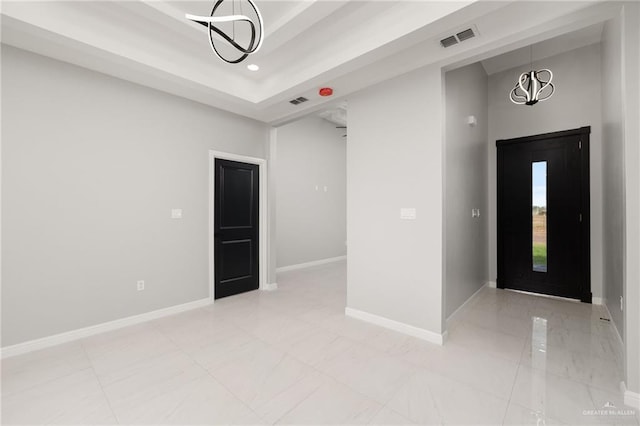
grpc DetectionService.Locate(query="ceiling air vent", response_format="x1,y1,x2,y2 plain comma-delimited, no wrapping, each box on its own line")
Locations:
440,26,478,48
289,96,309,105
456,28,475,42
440,35,458,48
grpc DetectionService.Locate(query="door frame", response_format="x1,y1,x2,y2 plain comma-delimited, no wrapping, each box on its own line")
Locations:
209,150,267,303
496,126,592,302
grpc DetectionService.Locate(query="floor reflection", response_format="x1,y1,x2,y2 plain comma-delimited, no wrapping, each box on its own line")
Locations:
531,316,548,425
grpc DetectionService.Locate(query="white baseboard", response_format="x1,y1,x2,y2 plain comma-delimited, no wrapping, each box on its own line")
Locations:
1,298,211,359
486,281,497,288
345,307,445,345
263,282,278,291
446,282,487,329
276,255,347,273
592,296,604,305
621,381,640,410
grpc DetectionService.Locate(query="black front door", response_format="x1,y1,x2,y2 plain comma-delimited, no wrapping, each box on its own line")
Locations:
214,159,259,299
497,127,591,302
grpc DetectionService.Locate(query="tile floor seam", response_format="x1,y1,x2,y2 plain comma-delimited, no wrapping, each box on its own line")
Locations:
80,343,121,425
442,339,527,364
311,352,417,407
248,332,394,421
377,403,416,426
365,404,388,425
501,362,524,425
0,363,92,398
179,341,273,425
79,328,183,367
267,377,327,424
524,362,624,396
272,342,386,415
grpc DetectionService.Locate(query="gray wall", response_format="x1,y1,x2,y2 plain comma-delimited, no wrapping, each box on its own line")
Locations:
347,66,444,335
1,46,268,346
274,116,346,268
601,12,625,341
444,63,489,318
487,43,604,299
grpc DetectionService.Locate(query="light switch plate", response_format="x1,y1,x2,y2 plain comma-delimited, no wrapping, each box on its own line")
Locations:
171,209,183,219
400,208,417,220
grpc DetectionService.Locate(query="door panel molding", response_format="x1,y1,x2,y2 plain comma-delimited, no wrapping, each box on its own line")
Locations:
209,150,267,302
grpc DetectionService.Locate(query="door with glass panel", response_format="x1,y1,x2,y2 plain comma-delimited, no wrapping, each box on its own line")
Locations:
497,127,591,302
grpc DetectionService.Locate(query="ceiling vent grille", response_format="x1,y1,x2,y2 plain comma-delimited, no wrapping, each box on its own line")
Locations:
456,28,475,42
289,96,309,105
440,36,458,48
440,27,476,48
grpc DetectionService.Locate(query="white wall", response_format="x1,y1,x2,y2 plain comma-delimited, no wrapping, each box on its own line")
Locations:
601,2,640,398
347,66,444,336
1,46,268,346
444,63,489,318
621,1,640,397
601,11,625,340
274,116,346,268
487,43,604,300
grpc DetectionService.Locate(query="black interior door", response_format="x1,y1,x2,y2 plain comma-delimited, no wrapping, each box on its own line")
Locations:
497,127,591,302
214,159,259,299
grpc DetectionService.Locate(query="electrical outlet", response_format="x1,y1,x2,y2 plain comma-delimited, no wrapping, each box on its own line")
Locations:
620,296,624,312
137,280,145,291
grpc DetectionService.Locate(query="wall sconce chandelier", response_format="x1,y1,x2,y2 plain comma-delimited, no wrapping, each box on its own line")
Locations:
509,46,555,106
186,0,264,64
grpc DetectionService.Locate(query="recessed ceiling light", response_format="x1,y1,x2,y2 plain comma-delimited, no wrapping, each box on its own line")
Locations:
247,64,260,71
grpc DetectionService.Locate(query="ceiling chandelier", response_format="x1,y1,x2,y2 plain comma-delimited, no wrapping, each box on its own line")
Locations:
509,46,555,106
186,0,264,64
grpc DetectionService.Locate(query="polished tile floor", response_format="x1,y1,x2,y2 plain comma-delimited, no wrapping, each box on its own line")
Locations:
2,261,638,425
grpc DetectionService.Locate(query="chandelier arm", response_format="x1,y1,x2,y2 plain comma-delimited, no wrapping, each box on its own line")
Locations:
510,83,527,104
186,13,252,24
537,83,555,102
245,0,264,52
518,73,531,103
510,79,528,103
510,93,526,104
512,88,526,99
212,0,262,54
209,20,257,53
536,69,553,95
208,22,253,63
